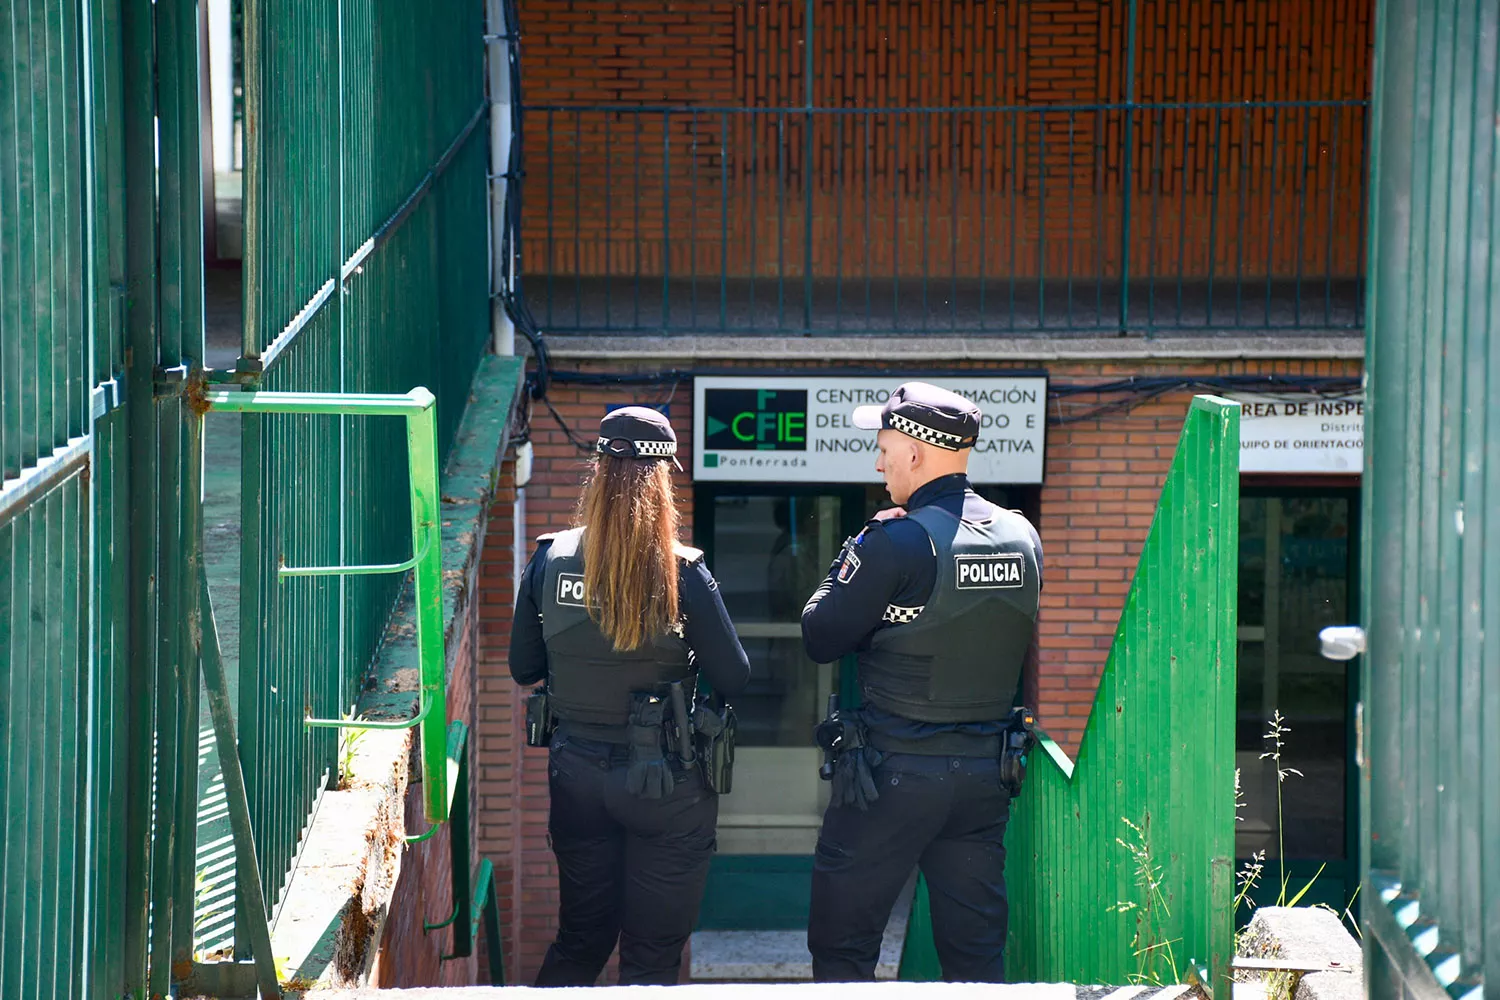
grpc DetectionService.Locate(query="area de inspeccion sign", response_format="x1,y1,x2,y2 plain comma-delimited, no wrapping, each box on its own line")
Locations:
693,376,1048,483
1231,393,1364,474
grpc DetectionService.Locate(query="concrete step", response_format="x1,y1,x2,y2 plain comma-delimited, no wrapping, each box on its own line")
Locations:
689,876,915,982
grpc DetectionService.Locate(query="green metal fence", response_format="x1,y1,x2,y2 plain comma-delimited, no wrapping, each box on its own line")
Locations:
901,395,1240,988
237,0,491,936
4,0,496,992
1362,0,1497,996
2,0,206,994
3,0,126,994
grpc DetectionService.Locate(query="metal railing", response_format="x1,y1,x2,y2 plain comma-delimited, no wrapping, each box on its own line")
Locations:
901,396,1240,987
521,102,1367,337
1,0,207,994
4,0,496,993
238,0,491,935
1362,0,1496,995
0,7,98,995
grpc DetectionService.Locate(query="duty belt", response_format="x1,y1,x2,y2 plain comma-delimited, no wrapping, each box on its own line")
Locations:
865,729,1003,757
554,719,633,744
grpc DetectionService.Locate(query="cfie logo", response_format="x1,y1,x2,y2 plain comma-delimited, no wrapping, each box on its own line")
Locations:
954,553,1025,589
701,389,809,452
557,572,588,607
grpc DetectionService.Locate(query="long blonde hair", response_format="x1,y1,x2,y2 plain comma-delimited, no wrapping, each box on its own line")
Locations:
576,455,681,651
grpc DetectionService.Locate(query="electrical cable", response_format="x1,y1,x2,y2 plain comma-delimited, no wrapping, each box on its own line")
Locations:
494,0,552,405
530,368,1361,434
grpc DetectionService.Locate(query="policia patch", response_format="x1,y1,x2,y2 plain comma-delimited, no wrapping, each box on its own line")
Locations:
556,572,588,607
954,552,1025,589
837,548,862,584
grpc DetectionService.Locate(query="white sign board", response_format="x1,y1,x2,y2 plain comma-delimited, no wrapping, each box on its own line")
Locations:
693,376,1048,483
1232,393,1364,474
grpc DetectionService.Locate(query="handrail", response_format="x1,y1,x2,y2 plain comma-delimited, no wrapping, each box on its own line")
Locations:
202,386,452,824
417,720,505,982
278,535,430,578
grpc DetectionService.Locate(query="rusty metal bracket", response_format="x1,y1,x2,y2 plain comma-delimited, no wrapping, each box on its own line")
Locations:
152,362,190,396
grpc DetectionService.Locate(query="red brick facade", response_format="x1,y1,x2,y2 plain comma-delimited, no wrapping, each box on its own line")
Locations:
370,541,485,986
471,353,1363,983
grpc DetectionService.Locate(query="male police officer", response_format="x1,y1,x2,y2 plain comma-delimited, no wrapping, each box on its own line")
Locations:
801,381,1042,983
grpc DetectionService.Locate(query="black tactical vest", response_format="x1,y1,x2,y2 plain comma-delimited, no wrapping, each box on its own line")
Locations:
539,528,698,737
859,499,1041,723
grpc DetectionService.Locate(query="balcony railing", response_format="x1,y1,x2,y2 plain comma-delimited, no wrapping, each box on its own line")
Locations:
521,102,1368,337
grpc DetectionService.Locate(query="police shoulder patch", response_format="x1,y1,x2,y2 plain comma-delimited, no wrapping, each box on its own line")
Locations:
556,572,588,607
954,553,1025,589
836,548,862,584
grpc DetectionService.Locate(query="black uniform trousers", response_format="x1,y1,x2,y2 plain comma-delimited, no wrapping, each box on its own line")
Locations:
535,731,717,987
808,752,1012,983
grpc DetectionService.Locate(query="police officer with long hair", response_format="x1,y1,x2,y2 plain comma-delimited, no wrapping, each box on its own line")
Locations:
509,407,751,986
802,382,1043,983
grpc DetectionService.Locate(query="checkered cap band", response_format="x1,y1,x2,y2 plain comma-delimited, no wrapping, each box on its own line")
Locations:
888,412,968,451
596,436,677,459
882,604,925,624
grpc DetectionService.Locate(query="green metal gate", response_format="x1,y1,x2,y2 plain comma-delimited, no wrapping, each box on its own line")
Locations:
1361,0,1497,996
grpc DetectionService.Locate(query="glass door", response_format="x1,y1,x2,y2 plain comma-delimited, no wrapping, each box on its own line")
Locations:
700,489,859,854
1236,487,1360,916
694,486,863,930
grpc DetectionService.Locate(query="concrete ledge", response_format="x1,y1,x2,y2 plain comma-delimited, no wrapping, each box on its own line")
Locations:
1234,906,1363,1000
270,355,524,991
531,334,1366,363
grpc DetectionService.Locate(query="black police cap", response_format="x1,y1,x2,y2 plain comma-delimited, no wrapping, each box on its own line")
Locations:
597,406,682,469
851,381,981,451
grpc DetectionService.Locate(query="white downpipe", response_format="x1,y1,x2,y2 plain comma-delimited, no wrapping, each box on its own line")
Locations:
512,483,528,601
487,0,516,357
207,0,234,172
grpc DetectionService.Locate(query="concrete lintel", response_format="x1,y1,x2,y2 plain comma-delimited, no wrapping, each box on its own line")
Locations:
530,334,1366,363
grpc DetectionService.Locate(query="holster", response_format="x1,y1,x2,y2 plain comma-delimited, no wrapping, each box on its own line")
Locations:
524,685,556,748
999,707,1038,797
814,695,864,779
691,694,737,794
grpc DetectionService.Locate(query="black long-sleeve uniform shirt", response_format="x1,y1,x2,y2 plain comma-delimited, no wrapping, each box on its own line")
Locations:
508,538,752,698
800,473,1043,740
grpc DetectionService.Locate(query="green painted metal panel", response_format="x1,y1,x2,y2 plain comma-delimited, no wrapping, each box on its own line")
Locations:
1363,1,1497,997
900,395,1239,988
0,473,90,1000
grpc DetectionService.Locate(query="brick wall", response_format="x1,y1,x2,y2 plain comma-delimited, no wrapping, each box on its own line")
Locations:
370,546,484,986
519,0,1372,283
473,353,1363,982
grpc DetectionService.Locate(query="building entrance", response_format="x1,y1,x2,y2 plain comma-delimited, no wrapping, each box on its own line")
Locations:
1236,486,1360,915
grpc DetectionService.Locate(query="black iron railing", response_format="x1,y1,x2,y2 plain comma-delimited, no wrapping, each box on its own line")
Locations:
522,102,1368,337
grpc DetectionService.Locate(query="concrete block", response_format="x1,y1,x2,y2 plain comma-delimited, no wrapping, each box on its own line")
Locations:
1235,906,1362,1000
